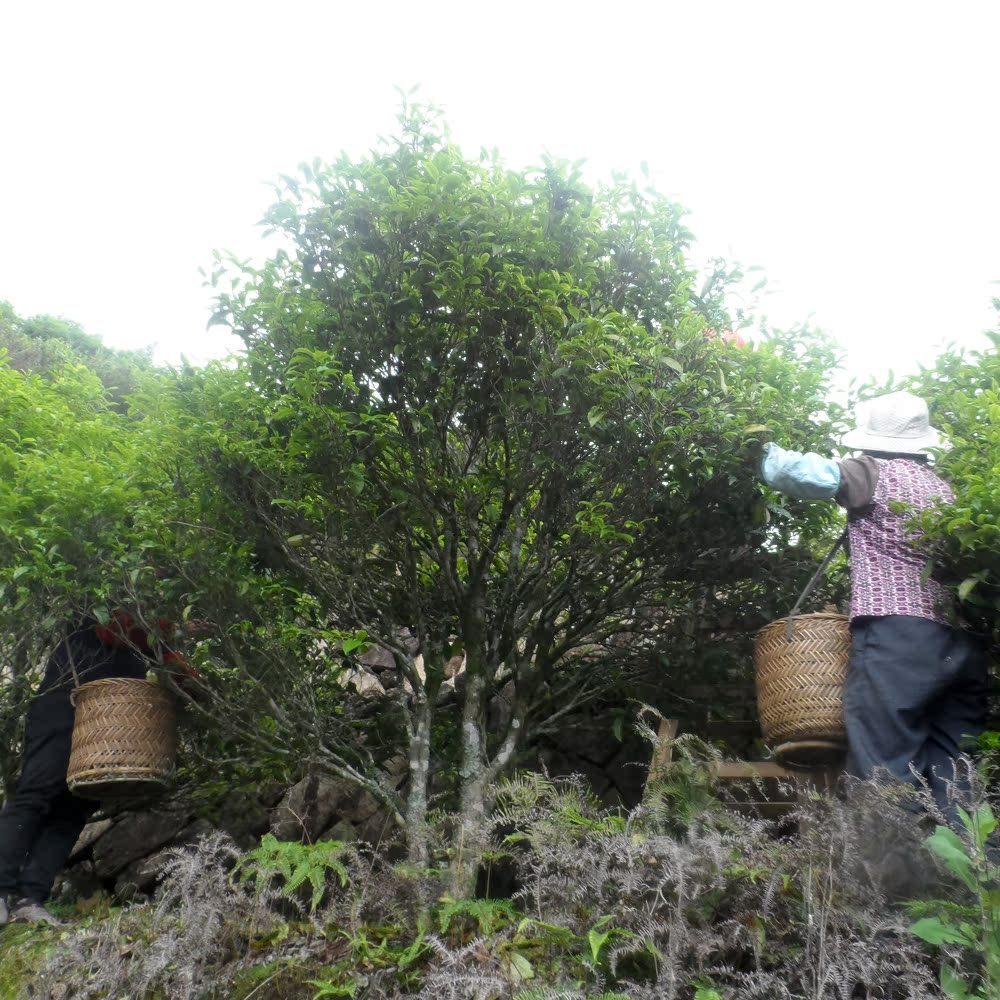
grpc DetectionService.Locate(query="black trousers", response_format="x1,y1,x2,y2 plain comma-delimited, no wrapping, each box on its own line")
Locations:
0,693,93,903
843,615,990,826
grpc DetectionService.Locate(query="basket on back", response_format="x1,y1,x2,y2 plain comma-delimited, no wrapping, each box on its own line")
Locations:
67,678,178,800
754,611,850,768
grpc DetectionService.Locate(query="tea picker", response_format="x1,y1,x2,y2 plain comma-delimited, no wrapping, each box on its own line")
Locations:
755,391,989,826
0,612,197,926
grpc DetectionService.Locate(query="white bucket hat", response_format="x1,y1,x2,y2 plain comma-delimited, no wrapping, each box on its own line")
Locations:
841,390,944,455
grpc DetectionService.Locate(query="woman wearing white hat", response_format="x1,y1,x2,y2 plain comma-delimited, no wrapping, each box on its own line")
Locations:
760,390,988,825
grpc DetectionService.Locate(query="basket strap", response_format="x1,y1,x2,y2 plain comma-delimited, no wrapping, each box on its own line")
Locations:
785,528,849,641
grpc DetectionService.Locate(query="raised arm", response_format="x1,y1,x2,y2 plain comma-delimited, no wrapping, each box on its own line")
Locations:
760,444,880,510
759,443,840,501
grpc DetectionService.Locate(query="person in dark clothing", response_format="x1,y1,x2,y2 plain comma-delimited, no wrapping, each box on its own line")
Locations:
760,391,989,826
0,613,192,925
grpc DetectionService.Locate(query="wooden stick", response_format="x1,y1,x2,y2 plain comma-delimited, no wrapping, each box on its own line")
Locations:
647,718,679,785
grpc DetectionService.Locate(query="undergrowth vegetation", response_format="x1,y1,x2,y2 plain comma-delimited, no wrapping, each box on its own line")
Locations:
5,755,998,1000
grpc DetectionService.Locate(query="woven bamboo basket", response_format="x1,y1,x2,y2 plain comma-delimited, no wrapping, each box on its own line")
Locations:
67,678,177,800
754,612,850,767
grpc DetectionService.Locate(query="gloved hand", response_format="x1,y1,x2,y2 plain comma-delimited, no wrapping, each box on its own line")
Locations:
760,443,840,501
162,650,201,681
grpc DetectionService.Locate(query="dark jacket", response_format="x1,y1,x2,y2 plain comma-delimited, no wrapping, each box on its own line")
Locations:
36,618,154,701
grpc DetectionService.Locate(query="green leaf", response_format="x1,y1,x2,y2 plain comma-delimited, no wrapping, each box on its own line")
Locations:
694,989,724,1000
910,917,976,948
588,926,611,962
611,711,625,742
974,801,997,850
506,951,534,983
307,979,357,998
587,407,604,428
940,964,976,1000
927,826,978,892
743,424,770,435
958,577,979,602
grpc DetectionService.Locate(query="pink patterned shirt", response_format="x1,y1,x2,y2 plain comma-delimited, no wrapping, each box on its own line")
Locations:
847,459,953,623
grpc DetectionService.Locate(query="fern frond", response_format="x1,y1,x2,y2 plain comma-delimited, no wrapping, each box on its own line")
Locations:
234,835,352,912
437,897,519,935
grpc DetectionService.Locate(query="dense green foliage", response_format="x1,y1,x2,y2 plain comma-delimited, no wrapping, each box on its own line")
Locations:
0,302,165,682
0,355,163,790
910,329,1000,646
0,301,153,407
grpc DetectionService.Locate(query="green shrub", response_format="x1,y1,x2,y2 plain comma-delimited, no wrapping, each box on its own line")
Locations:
910,329,1000,646
910,802,1000,999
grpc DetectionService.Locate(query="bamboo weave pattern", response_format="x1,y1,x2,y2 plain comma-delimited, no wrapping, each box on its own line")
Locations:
754,612,850,746
67,678,177,799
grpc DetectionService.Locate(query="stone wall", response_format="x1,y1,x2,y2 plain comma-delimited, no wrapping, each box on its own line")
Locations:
57,768,401,903
58,714,655,903
56,636,678,903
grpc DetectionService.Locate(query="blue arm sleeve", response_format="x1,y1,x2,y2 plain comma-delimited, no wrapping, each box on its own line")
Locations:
759,443,841,501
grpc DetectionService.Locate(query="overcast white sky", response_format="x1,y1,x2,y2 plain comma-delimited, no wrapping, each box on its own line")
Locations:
1,1,997,381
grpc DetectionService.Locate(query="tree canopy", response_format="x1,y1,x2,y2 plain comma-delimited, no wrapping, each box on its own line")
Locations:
0,301,153,407
176,103,844,878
